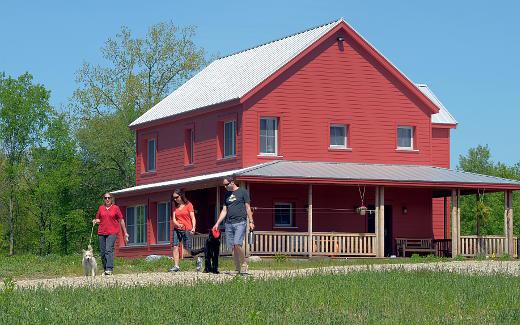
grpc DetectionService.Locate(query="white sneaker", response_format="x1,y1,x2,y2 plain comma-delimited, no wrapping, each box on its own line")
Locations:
168,266,180,272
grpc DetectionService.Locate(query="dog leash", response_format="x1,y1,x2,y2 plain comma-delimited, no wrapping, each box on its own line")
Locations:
88,222,95,247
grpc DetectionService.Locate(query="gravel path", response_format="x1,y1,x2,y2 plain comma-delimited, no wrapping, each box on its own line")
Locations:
4,261,520,291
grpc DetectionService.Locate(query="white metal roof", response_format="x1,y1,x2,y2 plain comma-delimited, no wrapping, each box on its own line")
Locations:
130,20,341,127
130,19,456,128
416,84,457,125
111,162,273,196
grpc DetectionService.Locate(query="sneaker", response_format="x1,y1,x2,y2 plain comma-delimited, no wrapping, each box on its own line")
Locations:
196,257,203,272
168,266,180,272
104,270,113,276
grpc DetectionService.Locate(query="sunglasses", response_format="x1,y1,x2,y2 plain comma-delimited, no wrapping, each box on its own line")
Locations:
173,196,181,200
104,197,112,200
223,183,230,187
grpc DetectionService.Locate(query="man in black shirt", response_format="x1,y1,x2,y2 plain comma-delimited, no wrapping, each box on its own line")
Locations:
213,176,254,274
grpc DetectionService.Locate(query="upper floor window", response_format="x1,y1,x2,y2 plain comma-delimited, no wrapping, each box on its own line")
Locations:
274,202,293,227
126,205,147,245
185,128,194,165
146,138,156,171
224,120,236,158
260,117,278,155
330,124,347,148
157,202,170,243
397,126,414,150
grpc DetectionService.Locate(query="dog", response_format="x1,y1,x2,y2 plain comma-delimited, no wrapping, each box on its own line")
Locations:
191,228,221,274
82,244,98,277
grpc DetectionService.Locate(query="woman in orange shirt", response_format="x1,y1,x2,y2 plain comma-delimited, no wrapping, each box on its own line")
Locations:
169,189,196,272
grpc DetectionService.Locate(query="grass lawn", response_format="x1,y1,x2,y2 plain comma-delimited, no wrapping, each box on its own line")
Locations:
1,271,519,323
0,253,451,280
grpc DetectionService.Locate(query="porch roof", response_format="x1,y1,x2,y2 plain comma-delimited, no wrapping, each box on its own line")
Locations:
113,160,520,197
236,160,520,190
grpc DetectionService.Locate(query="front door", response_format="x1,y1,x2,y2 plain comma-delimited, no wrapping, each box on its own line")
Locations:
367,205,393,256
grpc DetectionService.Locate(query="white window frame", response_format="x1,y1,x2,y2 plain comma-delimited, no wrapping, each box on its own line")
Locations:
223,120,236,158
146,138,156,172
329,124,347,149
156,202,170,244
397,126,414,150
126,205,147,245
259,117,278,156
274,202,293,227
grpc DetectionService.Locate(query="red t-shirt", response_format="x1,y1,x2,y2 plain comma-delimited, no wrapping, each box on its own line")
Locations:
174,202,194,231
96,204,123,235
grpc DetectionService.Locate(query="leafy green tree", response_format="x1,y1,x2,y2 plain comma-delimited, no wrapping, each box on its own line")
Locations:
72,22,207,191
0,72,52,255
458,145,520,237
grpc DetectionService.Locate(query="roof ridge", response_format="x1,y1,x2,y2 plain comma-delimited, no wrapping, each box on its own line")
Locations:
214,19,342,61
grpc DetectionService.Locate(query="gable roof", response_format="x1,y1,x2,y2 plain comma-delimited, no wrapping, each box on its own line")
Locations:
417,84,457,125
130,19,452,128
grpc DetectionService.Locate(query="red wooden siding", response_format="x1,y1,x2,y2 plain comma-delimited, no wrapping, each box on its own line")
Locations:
135,107,243,186
431,127,451,239
242,31,433,167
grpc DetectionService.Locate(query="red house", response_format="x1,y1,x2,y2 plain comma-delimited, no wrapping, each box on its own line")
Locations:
113,19,519,258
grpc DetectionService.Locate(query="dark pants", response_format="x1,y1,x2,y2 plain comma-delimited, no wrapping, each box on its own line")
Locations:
99,234,117,271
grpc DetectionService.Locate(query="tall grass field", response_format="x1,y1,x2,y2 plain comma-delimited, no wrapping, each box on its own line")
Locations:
2,271,519,323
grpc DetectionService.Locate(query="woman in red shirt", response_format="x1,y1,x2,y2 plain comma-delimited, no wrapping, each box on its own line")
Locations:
169,189,196,272
92,193,129,275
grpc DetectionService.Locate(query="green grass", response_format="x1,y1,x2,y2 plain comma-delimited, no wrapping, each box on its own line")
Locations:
0,253,450,280
1,271,519,324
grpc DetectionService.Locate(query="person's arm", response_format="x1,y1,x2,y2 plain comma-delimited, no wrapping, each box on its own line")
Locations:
116,207,129,244
119,219,129,245
92,208,101,225
213,206,227,230
245,203,254,231
190,211,196,234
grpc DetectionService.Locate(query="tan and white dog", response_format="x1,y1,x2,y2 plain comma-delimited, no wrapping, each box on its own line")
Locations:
82,245,98,277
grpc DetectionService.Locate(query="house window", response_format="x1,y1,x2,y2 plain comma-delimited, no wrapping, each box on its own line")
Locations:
146,139,156,171
274,202,293,227
126,205,147,245
185,128,194,165
330,124,347,148
157,202,170,243
397,126,414,150
223,120,236,157
260,117,278,155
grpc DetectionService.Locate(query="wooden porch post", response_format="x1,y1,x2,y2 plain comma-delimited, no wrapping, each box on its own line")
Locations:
375,186,384,258
504,190,514,256
451,189,460,257
308,184,313,258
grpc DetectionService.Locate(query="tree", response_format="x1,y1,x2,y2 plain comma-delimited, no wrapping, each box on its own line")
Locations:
72,22,207,191
0,72,52,255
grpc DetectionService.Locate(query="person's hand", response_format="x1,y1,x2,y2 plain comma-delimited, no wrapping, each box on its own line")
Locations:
190,228,195,234
124,233,129,245
92,219,100,225
249,222,255,231
212,224,219,231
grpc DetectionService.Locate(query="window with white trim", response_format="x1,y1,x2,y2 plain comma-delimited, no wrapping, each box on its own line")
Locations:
146,139,156,171
157,202,170,243
274,202,293,227
260,117,278,155
223,120,236,157
330,124,347,148
397,126,414,150
126,205,147,245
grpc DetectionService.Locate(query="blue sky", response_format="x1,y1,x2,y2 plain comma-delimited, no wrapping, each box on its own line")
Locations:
1,1,519,167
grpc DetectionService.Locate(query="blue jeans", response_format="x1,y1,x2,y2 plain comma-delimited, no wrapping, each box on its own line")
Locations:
99,234,117,271
225,221,247,248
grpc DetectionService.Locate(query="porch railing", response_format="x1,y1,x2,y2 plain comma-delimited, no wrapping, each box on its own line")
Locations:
192,233,232,255
250,231,376,256
460,235,518,257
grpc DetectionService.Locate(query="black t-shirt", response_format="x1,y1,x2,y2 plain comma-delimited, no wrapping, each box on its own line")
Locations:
224,187,250,224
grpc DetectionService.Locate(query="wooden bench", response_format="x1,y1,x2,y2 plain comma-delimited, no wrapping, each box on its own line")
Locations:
396,238,436,257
